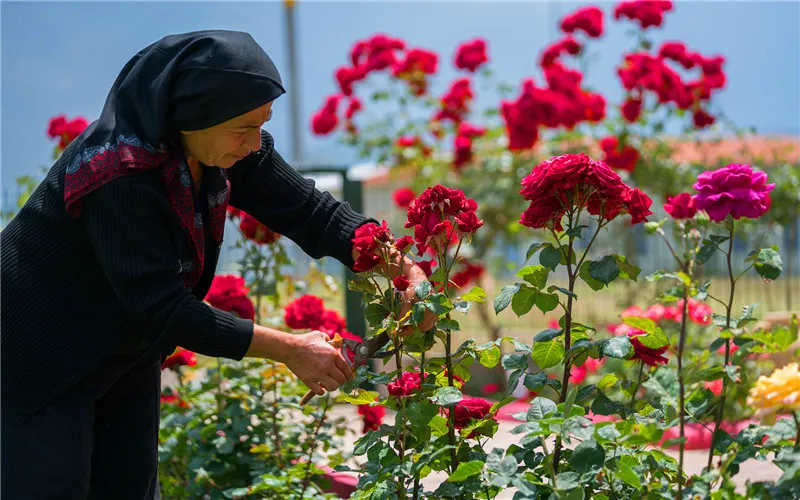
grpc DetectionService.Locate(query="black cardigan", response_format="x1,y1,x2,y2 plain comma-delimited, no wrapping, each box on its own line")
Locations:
1,130,372,423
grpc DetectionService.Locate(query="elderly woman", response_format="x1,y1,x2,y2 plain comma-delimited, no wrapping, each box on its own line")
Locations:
1,30,426,499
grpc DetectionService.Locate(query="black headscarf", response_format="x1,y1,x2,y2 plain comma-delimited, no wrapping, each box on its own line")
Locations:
64,30,285,287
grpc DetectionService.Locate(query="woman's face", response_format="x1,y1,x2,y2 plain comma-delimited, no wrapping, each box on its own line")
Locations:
180,101,273,168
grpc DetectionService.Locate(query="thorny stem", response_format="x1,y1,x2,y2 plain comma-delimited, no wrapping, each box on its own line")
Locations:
298,397,331,500
677,286,690,495
794,412,800,448
630,361,645,409
552,212,577,476
707,223,736,470
657,227,684,269
395,347,407,497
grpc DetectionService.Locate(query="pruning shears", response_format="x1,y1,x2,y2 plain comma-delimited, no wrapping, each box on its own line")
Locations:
298,331,397,406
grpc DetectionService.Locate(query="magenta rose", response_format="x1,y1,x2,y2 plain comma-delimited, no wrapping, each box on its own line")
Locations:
692,164,775,222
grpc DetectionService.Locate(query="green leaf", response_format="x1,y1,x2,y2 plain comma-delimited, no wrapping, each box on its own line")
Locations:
636,328,670,349
623,316,656,334
341,389,380,405
415,280,432,299
429,415,449,437
365,303,388,327
614,255,641,281
411,302,427,324
615,461,642,488
478,345,501,369
512,286,537,317
426,293,453,315
438,318,460,330
523,372,548,392
709,234,730,244
540,244,562,271
453,301,472,314
556,471,580,491
696,242,718,264
534,328,563,342
502,353,530,371
527,397,557,420
532,340,565,369
548,285,577,299
754,248,782,280
408,401,439,430
591,392,624,417
534,292,560,313
596,423,621,441
579,261,605,291
643,366,679,398
569,439,605,473
599,336,632,359
576,384,597,404
597,373,619,390
526,242,549,262
566,225,589,238
517,265,549,289
460,286,487,303
724,364,741,383
429,386,462,407
447,460,484,482
589,255,620,284
494,284,521,314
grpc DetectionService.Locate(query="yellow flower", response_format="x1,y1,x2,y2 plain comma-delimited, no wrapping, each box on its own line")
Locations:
746,363,800,420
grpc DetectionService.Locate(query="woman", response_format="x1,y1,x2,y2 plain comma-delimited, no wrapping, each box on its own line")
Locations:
1,30,426,499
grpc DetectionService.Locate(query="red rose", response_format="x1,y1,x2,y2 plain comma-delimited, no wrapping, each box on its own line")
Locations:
284,295,326,330
451,397,494,429
345,97,362,120
659,41,695,70
621,97,642,122
560,6,604,38
704,379,723,396
405,185,480,254
454,38,489,72
311,95,340,135
239,212,280,245
357,404,385,433
336,66,366,96
600,137,640,173
161,348,197,371
614,0,674,30
457,122,487,138
320,309,347,335
416,259,437,277
627,330,669,366
436,78,473,123
625,188,653,224
48,115,89,149
205,275,255,320
395,235,414,252
392,274,410,291
663,192,697,220
392,187,416,209
352,221,394,272
540,36,582,67
693,108,715,129
481,383,500,396
451,261,485,288
160,394,190,408
453,135,474,169
387,371,425,397
393,47,439,95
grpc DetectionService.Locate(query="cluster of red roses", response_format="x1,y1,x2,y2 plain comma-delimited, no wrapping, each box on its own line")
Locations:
227,207,281,245
357,404,386,433
311,94,364,135
519,153,653,231
385,371,496,437
205,274,256,320
501,60,605,151
614,0,673,30
560,6,604,38
405,184,483,255
617,42,725,129
47,114,89,150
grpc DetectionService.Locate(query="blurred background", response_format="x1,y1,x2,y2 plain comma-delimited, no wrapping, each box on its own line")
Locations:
2,0,798,329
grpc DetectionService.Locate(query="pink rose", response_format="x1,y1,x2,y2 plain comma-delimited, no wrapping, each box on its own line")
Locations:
693,164,775,222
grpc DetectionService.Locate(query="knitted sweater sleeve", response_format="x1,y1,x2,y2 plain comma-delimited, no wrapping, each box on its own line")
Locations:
81,172,254,360
227,130,376,270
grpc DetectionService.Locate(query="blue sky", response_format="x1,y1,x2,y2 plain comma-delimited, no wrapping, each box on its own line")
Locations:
2,0,799,190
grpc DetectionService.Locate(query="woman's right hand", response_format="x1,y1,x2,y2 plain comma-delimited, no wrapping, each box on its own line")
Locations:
282,330,354,396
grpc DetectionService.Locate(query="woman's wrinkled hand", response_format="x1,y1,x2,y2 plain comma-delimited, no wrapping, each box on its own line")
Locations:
283,330,354,395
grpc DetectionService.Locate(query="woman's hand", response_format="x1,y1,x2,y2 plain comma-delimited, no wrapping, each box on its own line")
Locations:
282,330,354,395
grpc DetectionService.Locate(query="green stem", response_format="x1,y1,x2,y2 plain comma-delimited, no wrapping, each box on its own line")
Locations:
794,411,800,449
298,397,331,500
707,223,736,470
630,361,645,409
677,285,690,495
395,347,407,497
552,213,577,476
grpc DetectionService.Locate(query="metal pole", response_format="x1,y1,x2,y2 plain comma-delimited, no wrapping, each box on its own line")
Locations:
284,0,302,164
